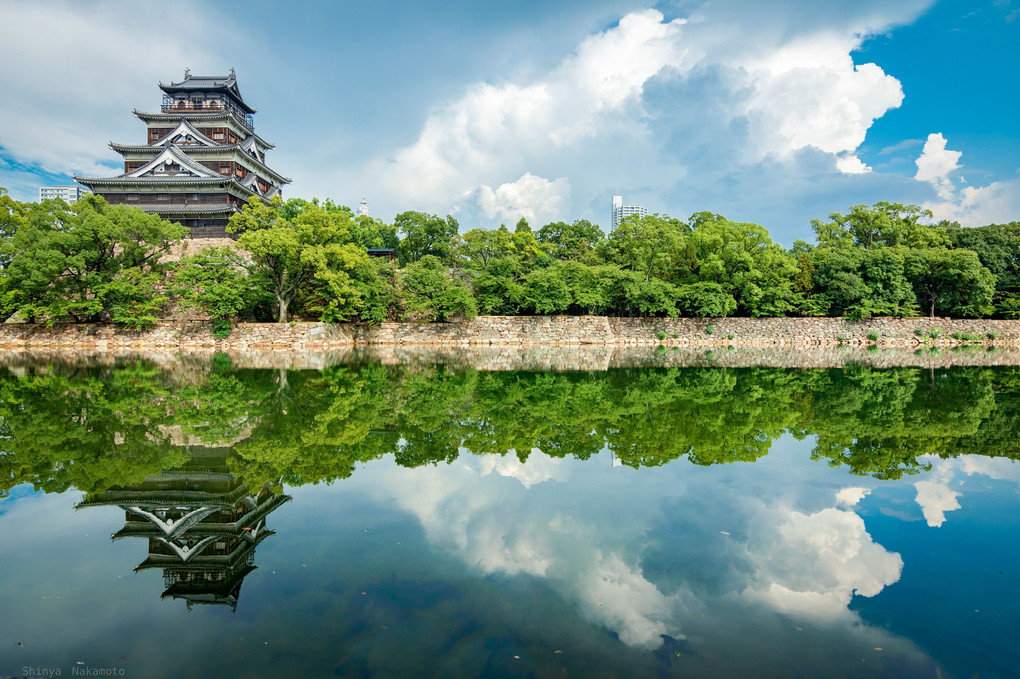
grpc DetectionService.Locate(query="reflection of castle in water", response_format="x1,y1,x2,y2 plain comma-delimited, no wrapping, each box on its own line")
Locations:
76,450,291,611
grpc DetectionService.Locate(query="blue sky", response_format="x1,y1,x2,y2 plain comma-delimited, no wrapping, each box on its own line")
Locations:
0,0,1017,243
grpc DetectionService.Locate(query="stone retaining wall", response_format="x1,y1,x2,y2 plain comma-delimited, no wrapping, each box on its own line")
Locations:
1,315,1018,352
0,321,352,351
348,315,1020,346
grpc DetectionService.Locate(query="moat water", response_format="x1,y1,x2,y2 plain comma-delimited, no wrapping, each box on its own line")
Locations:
1,352,1018,678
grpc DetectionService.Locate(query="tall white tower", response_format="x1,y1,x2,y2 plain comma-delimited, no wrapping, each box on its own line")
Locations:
357,198,370,217
611,195,647,229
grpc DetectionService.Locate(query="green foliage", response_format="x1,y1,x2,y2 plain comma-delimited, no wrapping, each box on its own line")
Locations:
400,255,477,321
903,247,995,318
943,221,1020,294
174,246,265,335
812,202,948,250
656,330,666,340
470,255,526,315
685,215,801,316
807,247,918,319
602,213,690,281
2,186,1008,328
537,219,604,261
867,331,880,341
705,324,715,336
997,292,1020,319
675,282,737,317
229,196,382,323
621,277,679,317
0,187,27,271
351,214,399,250
0,195,185,327
455,227,517,271
395,211,459,266
520,266,572,314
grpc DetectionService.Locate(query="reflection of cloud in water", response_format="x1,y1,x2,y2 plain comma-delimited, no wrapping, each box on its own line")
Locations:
914,479,961,527
386,449,909,652
835,486,870,506
958,455,1020,484
474,448,570,488
913,455,1020,528
751,507,903,615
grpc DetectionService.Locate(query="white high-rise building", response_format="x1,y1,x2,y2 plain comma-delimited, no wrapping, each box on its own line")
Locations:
39,185,92,203
611,195,647,229
357,198,370,217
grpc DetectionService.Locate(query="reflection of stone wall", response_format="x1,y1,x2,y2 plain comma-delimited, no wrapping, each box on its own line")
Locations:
355,344,1020,371
1,316,1019,352
2,344,1020,371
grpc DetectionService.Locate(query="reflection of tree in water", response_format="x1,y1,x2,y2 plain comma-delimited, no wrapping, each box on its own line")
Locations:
1,359,1019,496
76,449,291,611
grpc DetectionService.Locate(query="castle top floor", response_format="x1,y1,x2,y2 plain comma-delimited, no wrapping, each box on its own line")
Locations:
156,69,255,132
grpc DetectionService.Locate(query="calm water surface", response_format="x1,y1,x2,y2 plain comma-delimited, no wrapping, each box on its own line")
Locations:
1,355,1018,678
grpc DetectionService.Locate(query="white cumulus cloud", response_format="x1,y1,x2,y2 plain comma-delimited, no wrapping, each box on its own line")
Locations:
476,173,571,224
915,133,962,199
912,133,1020,225
334,4,921,231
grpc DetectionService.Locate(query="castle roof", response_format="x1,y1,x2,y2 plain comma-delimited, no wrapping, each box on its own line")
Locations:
132,109,276,148
159,69,255,114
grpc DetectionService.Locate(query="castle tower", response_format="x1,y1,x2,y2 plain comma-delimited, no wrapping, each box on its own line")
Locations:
74,69,291,238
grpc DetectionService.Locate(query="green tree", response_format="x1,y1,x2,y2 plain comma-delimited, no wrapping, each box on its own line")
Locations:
602,214,690,282
0,187,26,269
685,214,800,316
400,255,477,321
174,246,266,336
903,247,995,318
454,227,517,271
675,282,737,317
537,219,604,261
943,221,1020,316
395,211,459,266
520,265,573,314
808,247,918,319
229,196,373,323
812,202,949,250
0,195,185,327
470,256,527,314
351,214,399,250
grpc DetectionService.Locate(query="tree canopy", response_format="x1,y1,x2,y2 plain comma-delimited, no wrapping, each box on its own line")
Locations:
0,188,1013,324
